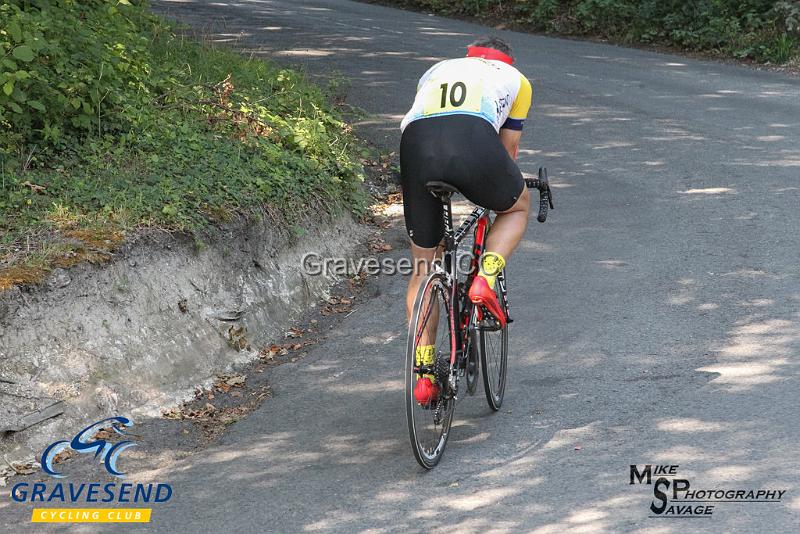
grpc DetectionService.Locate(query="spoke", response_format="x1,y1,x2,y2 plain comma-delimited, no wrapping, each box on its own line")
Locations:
415,286,437,346
479,279,507,409
408,275,454,466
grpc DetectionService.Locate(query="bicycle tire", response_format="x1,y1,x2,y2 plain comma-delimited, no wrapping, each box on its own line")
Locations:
405,270,456,469
465,214,490,396
479,269,508,411
466,324,479,395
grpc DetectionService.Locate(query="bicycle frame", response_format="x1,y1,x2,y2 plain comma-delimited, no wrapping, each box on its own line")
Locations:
436,194,511,377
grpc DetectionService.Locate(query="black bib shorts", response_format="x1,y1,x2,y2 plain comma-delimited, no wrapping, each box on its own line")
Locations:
399,114,525,248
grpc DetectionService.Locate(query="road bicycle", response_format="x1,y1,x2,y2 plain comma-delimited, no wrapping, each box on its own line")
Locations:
405,167,554,469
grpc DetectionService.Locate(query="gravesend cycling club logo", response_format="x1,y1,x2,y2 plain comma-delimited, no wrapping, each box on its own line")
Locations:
630,464,787,518
9,416,174,524
42,416,136,478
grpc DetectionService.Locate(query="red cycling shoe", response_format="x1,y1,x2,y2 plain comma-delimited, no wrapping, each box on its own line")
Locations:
414,376,439,406
468,276,506,328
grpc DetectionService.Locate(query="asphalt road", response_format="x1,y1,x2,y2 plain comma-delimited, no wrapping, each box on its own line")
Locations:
7,0,800,532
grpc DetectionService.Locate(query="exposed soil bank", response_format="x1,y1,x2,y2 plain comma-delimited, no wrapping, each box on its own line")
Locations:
0,213,369,463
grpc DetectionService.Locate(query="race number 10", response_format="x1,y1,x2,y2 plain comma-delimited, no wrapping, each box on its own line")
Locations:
423,78,482,115
439,82,467,108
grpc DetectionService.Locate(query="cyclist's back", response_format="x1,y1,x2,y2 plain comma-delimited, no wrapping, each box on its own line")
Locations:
399,40,532,250
401,56,531,134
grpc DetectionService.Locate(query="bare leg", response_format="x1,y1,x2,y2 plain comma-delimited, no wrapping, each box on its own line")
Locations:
406,243,441,346
485,185,530,259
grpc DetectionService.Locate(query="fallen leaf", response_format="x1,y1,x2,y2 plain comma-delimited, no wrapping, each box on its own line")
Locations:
13,464,36,475
162,408,182,420
368,238,393,253
284,327,304,338
93,428,114,440
53,450,75,465
224,374,246,388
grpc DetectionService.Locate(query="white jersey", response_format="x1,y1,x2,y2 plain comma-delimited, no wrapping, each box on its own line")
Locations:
400,57,532,133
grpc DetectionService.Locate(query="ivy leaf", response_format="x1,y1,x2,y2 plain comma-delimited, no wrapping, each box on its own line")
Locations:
2,81,13,96
12,45,35,63
28,100,46,112
8,102,23,114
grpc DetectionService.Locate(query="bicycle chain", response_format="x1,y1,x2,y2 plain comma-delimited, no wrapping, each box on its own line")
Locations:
434,350,450,385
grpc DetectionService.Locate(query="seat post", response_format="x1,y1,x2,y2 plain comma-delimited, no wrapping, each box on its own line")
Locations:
441,193,455,238
437,193,455,276
425,181,461,246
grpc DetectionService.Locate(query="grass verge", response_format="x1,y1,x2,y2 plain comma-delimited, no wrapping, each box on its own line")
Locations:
0,1,368,290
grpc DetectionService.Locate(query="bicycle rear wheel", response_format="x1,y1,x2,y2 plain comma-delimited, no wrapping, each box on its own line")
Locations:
405,271,455,469
465,327,479,395
479,269,508,411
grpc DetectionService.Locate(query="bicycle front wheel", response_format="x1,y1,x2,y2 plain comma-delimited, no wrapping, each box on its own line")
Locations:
479,270,508,411
405,271,455,469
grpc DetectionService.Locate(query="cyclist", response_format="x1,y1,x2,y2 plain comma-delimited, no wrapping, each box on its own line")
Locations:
400,36,533,405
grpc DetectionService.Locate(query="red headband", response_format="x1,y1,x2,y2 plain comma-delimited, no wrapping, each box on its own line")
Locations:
466,46,513,65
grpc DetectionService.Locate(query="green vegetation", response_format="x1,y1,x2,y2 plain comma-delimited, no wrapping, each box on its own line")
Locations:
0,0,366,288
391,0,800,63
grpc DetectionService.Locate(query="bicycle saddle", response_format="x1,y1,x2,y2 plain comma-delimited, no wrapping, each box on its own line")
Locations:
425,181,462,196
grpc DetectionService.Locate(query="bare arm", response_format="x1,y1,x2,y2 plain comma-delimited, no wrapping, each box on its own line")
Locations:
499,128,523,161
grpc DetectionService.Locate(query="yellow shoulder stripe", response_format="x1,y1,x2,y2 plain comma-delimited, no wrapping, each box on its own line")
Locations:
508,75,532,120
